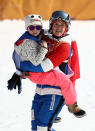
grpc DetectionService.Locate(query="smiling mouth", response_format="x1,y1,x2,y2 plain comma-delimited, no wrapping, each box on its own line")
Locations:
34,33,38,35
56,31,61,33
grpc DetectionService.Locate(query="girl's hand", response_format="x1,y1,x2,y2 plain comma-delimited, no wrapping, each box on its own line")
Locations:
41,40,48,49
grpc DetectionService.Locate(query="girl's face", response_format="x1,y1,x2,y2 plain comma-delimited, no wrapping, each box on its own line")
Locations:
51,19,67,37
27,25,42,36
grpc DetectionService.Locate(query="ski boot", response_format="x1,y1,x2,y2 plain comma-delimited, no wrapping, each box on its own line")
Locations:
68,102,86,118
54,117,61,123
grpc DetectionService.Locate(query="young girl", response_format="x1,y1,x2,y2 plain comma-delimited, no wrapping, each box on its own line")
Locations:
8,14,48,93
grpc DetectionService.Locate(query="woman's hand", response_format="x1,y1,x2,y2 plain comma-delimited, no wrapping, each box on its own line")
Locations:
20,71,30,79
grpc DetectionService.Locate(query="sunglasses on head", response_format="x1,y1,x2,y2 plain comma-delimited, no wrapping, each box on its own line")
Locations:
29,25,42,31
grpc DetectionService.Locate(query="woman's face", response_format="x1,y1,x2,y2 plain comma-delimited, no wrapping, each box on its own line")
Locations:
51,19,67,37
27,24,42,36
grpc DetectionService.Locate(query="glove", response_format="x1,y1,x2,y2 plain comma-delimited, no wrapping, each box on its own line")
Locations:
7,73,22,94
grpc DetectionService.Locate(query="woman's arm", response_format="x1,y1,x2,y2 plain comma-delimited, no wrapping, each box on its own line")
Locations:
41,43,71,71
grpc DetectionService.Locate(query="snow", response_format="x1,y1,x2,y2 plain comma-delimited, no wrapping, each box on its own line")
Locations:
0,19,95,131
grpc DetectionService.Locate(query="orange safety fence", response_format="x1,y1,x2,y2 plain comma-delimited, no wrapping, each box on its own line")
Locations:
0,0,95,20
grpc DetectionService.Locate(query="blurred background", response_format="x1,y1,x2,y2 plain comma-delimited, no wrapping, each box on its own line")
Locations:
0,0,95,20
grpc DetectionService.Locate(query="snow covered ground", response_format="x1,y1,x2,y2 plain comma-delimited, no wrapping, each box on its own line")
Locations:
0,19,95,131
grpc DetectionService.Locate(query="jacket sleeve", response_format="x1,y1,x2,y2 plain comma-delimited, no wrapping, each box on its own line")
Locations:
14,39,48,66
47,43,70,67
39,43,71,72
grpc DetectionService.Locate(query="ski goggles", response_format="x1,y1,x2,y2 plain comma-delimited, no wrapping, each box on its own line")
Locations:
29,25,42,31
